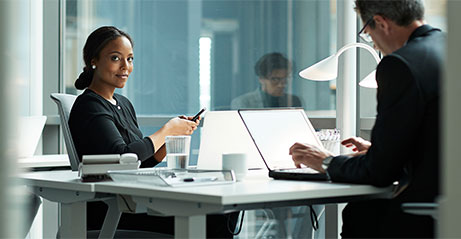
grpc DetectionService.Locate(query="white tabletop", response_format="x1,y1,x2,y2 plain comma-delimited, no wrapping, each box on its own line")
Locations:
20,169,392,239
18,154,70,169
21,170,94,192
97,170,390,205
20,169,391,205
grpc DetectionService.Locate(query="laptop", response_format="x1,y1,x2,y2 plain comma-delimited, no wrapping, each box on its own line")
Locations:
238,109,328,181
197,111,264,170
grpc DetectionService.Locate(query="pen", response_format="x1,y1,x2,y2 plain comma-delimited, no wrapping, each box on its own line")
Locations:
183,176,217,182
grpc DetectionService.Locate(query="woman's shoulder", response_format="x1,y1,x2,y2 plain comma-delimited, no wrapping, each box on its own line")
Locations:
73,89,110,112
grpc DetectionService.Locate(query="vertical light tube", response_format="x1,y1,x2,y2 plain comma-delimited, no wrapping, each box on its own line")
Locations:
199,37,212,110
188,0,202,112
30,0,43,116
336,0,357,148
325,1,357,239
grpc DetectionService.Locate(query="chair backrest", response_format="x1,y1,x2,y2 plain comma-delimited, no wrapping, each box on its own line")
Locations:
50,93,79,171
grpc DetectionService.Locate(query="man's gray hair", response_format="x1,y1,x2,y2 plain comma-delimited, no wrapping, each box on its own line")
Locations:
355,0,425,27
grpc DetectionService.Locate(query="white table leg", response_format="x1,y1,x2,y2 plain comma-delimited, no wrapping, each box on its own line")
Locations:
60,201,87,238
99,198,121,239
174,215,206,239
43,199,59,238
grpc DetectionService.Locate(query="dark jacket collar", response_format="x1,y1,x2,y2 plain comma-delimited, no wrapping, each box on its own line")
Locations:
408,24,440,42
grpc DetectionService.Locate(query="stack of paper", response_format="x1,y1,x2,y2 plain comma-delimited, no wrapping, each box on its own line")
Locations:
108,168,235,187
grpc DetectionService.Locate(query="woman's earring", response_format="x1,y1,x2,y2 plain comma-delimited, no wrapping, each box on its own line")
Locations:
92,65,96,70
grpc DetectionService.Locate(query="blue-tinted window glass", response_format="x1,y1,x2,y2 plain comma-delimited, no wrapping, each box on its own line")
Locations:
64,0,337,166
65,0,336,115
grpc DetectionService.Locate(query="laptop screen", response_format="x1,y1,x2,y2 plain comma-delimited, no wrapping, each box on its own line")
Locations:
239,109,324,170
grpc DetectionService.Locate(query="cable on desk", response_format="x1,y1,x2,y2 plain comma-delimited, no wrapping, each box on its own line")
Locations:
309,205,319,231
227,211,245,235
311,206,326,239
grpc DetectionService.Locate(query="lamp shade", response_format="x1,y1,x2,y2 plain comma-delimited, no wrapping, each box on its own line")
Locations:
299,55,338,81
358,70,377,88
299,43,380,88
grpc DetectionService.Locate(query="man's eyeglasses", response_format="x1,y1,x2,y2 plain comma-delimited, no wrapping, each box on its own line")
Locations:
266,77,287,84
358,18,373,43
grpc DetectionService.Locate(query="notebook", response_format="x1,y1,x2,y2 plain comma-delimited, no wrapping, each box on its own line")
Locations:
238,109,328,181
18,116,47,158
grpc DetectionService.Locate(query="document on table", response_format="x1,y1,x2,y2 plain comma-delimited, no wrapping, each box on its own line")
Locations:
108,168,236,187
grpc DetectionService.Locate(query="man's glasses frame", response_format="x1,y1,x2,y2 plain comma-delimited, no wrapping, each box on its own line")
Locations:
358,18,373,43
265,76,288,85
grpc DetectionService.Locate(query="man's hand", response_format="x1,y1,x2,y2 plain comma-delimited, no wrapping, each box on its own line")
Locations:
289,142,332,173
341,137,371,155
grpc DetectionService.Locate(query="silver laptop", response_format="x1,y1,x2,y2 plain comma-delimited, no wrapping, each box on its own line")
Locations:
238,109,328,181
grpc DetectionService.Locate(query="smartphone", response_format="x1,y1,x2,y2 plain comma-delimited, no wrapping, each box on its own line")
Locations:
191,107,206,121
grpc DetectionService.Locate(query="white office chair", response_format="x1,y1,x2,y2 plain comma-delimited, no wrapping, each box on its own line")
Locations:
51,93,119,238
51,93,171,239
50,93,80,171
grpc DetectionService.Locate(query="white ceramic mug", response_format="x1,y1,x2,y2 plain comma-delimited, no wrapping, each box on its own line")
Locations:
222,153,247,181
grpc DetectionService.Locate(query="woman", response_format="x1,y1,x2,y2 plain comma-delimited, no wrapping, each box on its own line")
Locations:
69,26,197,165
69,26,237,237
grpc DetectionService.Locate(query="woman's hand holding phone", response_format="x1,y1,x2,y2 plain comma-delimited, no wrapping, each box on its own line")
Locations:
191,107,206,122
171,108,205,135
178,107,206,123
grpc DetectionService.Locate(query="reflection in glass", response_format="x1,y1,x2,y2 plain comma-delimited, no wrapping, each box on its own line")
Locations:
64,0,335,116
231,52,303,109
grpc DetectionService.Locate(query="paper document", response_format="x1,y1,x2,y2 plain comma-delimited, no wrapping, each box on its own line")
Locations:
108,168,235,187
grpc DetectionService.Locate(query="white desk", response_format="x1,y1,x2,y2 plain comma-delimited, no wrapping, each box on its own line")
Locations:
18,154,71,238
20,171,121,238
21,170,391,238
18,154,70,169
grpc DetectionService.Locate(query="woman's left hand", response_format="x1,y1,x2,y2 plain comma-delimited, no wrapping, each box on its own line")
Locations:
165,116,199,136
178,115,201,124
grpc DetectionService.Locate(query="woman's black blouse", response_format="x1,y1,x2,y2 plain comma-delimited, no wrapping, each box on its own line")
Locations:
69,89,158,167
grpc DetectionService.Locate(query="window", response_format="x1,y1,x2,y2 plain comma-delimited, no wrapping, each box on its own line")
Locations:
64,0,336,115
64,0,337,164
17,0,43,117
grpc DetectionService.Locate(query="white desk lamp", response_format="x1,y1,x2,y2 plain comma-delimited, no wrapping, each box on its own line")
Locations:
299,42,380,88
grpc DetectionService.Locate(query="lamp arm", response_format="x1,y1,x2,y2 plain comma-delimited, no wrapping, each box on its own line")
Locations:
335,42,381,64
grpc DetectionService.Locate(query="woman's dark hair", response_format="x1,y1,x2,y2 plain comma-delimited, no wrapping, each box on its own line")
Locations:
75,26,134,90
254,52,291,79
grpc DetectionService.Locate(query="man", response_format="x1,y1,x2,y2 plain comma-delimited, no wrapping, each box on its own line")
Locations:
289,0,444,237
231,52,303,109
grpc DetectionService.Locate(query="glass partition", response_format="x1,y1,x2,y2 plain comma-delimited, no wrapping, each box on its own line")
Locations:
64,0,336,116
